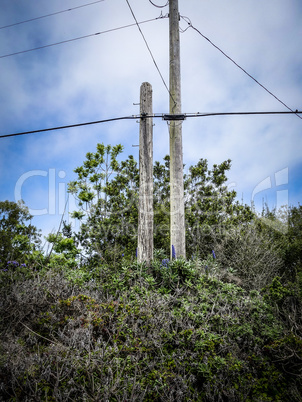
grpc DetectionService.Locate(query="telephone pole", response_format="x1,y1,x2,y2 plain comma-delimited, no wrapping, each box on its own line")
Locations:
169,0,186,259
137,82,153,265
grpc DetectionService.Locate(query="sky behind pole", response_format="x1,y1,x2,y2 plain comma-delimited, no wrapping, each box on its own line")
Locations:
0,0,301,242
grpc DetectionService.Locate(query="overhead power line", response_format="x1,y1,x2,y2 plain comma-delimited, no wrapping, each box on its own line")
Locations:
180,16,302,120
1,110,301,139
0,0,105,30
0,16,166,59
0,116,137,139
186,110,302,118
125,0,175,105
148,0,169,8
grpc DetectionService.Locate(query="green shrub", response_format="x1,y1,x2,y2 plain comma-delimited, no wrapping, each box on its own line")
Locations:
0,258,301,401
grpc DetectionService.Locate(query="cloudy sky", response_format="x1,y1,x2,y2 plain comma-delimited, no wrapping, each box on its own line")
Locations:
0,0,301,242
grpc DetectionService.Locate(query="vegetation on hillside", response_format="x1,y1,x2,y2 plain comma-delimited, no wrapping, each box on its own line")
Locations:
0,144,301,401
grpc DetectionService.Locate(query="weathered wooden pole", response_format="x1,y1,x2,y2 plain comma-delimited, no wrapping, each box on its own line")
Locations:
169,0,186,259
137,82,153,264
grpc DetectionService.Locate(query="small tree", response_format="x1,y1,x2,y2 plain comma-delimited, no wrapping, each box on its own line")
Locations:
69,143,253,264
153,156,254,257
68,143,124,221
69,144,139,263
0,200,41,268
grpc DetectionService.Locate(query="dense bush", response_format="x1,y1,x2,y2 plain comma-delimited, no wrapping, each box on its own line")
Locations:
0,254,301,401
213,222,284,290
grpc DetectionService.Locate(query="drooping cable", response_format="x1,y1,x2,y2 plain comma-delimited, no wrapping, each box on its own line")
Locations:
180,15,302,120
0,0,105,30
1,110,301,139
0,116,138,139
125,0,176,106
148,0,169,8
0,17,165,59
185,110,302,118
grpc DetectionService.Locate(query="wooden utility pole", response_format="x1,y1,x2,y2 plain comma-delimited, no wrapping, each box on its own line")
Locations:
137,82,153,264
169,0,186,259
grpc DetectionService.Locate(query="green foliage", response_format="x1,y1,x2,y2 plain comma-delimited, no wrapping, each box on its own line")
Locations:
282,205,302,292
44,226,80,272
261,276,302,333
68,143,124,213
69,143,139,264
68,144,253,263
254,204,302,294
154,156,254,257
214,221,285,290
1,252,301,401
1,143,301,400
262,276,293,303
0,200,41,269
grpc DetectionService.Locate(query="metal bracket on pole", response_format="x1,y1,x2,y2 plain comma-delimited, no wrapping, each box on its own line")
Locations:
163,114,186,121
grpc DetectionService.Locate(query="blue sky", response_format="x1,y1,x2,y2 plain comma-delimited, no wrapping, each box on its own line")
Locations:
0,0,301,243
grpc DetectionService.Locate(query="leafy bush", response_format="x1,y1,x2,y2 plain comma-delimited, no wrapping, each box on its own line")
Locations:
1,254,301,401
1,147,301,400
214,222,284,290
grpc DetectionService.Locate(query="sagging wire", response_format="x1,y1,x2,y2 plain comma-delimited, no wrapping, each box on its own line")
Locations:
179,15,192,34
148,0,169,8
1,111,301,139
0,0,105,30
125,0,176,108
180,15,302,120
0,17,165,59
